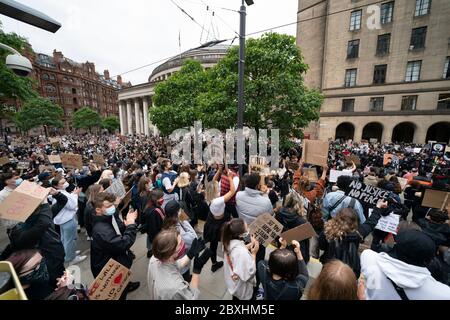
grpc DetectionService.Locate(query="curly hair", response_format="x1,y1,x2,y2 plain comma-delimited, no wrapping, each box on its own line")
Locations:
283,192,306,217
324,208,359,241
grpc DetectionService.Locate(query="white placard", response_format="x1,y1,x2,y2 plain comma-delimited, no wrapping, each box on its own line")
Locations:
329,169,353,183
413,148,422,154
375,213,400,235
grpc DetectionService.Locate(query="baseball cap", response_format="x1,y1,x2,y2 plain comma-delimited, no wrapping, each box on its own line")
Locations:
210,197,225,217
164,200,180,218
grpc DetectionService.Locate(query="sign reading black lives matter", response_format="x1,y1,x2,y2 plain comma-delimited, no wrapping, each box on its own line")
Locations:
345,180,390,215
430,143,447,157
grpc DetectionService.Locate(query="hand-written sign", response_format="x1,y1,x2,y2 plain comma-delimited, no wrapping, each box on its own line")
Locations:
48,155,62,164
421,189,450,210
16,161,29,170
0,181,50,222
49,137,61,145
430,143,447,157
61,153,83,169
375,213,400,235
302,140,329,167
88,259,131,300
0,157,10,166
249,213,284,247
280,222,317,244
329,169,353,183
105,180,126,199
345,180,389,210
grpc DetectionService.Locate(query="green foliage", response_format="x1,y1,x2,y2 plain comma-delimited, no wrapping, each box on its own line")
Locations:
73,107,101,130
0,21,38,102
13,97,63,131
150,33,323,147
102,116,120,133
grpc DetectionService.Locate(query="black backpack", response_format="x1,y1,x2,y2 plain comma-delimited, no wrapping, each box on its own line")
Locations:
329,237,361,277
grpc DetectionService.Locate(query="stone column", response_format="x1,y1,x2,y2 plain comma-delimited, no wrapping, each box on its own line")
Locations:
382,125,393,143
143,97,149,136
139,106,144,135
118,101,125,135
126,100,133,135
152,98,159,136
134,98,141,135
354,123,364,142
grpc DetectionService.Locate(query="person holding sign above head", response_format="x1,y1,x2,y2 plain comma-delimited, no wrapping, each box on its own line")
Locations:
0,171,24,228
257,238,309,300
222,218,260,300
50,176,86,266
91,192,140,299
147,229,212,300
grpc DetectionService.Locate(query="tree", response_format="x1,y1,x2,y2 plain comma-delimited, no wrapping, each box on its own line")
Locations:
13,97,63,134
150,59,208,136
150,33,323,149
0,21,38,102
102,116,120,133
73,107,101,132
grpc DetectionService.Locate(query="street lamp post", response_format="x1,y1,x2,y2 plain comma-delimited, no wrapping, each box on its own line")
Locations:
237,0,253,177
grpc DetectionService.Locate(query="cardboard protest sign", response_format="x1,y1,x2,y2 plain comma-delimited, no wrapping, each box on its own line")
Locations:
329,169,352,183
303,168,318,182
421,189,450,210
430,143,447,157
48,155,62,164
249,213,284,247
375,213,400,235
0,157,10,166
93,154,105,165
345,180,390,215
397,177,408,191
61,153,83,169
0,181,50,222
302,140,329,167
250,155,266,166
39,165,54,173
280,222,317,244
105,180,126,199
88,259,131,300
369,138,378,144
344,155,360,166
249,156,269,176
16,161,29,170
49,137,61,145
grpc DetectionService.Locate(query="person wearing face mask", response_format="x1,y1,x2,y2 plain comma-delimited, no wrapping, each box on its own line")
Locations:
91,192,140,298
51,176,86,265
0,171,24,229
7,249,53,300
147,228,211,300
222,218,260,300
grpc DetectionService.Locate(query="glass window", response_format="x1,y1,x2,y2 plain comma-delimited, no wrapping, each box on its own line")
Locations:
370,97,384,111
45,84,56,93
381,1,394,24
443,57,450,79
373,65,387,84
376,34,391,55
345,69,357,87
437,93,450,110
342,99,355,112
405,61,422,82
347,39,360,59
42,73,49,80
350,10,362,31
49,74,55,80
410,27,427,49
415,0,431,16
401,96,418,111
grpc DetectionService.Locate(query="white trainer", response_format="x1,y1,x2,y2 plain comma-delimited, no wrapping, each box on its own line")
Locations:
69,255,87,266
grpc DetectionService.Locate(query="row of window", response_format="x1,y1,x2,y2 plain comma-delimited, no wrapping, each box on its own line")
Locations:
341,93,450,112
344,57,449,87
349,0,431,31
347,25,428,61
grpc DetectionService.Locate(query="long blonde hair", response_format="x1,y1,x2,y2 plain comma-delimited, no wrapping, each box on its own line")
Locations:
324,208,359,241
283,192,306,217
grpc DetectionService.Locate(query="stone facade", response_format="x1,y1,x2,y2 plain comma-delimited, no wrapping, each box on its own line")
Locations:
297,0,450,144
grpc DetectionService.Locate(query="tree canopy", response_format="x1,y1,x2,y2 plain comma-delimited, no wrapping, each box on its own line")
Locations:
102,116,120,133
150,33,323,148
13,97,64,132
73,107,101,131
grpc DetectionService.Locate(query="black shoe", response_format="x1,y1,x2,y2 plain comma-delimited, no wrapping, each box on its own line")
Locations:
211,261,224,273
126,281,140,293
147,250,152,258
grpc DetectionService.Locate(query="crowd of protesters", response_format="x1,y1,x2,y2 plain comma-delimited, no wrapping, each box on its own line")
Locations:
0,132,449,300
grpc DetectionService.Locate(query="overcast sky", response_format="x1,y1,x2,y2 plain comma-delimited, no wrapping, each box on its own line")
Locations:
1,0,298,85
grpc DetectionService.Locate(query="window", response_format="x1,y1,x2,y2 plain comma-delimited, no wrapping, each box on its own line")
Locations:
381,2,394,24
49,74,55,80
64,87,71,94
405,61,422,82
410,27,427,49
437,94,450,110
370,97,384,111
401,96,418,111
373,64,387,84
345,69,357,87
44,84,56,93
42,73,49,80
72,88,77,95
415,0,431,16
443,57,450,79
347,39,360,58
376,34,391,55
342,99,355,112
350,10,362,31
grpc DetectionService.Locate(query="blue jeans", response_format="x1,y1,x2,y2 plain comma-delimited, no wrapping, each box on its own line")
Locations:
60,218,77,262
